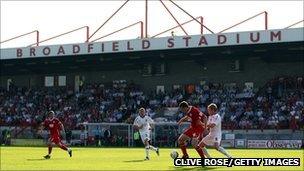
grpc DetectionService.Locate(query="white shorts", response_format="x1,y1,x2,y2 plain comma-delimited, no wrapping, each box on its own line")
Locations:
201,134,221,146
139,131,150,143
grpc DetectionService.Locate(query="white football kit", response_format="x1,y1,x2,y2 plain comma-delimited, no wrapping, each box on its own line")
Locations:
134,115,154,142
202,113,222,146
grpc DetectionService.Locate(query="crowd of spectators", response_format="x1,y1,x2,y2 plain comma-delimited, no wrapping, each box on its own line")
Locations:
0,76,303,131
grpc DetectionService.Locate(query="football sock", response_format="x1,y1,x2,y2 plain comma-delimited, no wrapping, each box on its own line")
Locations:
48,146,52,155
58,143,68,151
179,144,188,157
202,147,211,158
145,146,150,158
217,146,232,158
149,145,157,151
195,146,205,158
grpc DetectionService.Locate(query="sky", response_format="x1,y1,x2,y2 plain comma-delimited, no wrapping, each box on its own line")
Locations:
0,0,303,48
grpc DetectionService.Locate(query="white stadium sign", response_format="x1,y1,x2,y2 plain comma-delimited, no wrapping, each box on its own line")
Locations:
0,28,303,60
247,140,302,149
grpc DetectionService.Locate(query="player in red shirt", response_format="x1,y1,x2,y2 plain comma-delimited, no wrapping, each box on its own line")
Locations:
177,101,210,158
39,111,72,159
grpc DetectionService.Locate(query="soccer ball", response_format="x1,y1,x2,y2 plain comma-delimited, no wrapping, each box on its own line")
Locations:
170,150,179,159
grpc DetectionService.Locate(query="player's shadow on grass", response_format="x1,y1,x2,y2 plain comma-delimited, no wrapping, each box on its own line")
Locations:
27,158,47,161
123,159,145,162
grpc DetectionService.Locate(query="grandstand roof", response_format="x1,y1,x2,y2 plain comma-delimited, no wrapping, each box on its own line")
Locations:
1,40,303,76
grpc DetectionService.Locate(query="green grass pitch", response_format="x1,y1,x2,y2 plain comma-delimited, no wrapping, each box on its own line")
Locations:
0,146,303,170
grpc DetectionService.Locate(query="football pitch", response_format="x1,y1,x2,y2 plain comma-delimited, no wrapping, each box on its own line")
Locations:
0,147,303,170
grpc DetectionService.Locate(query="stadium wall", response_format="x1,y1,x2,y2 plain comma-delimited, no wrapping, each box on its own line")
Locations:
1,56,302,91
1,125,303,148
78,59,303,91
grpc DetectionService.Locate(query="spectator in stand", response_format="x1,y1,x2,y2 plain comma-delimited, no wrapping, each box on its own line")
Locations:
0,77,303,131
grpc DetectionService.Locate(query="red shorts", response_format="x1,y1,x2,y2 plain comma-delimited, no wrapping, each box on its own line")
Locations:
49,135,61,144
183,126,203,139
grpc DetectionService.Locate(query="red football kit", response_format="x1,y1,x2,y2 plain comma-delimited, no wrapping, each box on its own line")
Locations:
42,115,72,159
44,117,62,144
183,106,206,139
179,106,207,158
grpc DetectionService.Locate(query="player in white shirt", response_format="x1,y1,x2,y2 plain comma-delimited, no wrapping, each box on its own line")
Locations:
197,103,232,158
133,108,159,160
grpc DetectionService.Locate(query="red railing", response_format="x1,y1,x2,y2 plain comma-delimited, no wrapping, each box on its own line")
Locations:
90,21,143,42
145,0,148,38
218,11,268,33
88,0,130,41
28,26,89,47
152,16,203,38
284,19,304,29
159,0,188,36
4,2,303,48
168,0,215,34
0,30,39,46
